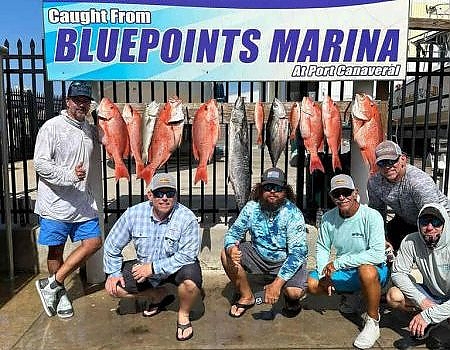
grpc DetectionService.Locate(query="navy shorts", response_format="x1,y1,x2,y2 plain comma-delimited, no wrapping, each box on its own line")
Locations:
121,259,203,294
239,241,308,289
38,217,101,246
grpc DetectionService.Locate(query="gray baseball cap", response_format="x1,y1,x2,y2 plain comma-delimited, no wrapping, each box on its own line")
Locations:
329,174,355,193
149,173,177,191
375,141,402,163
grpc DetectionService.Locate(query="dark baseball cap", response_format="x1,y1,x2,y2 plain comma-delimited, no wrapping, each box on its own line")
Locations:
261,167,286,187
67,81,93,100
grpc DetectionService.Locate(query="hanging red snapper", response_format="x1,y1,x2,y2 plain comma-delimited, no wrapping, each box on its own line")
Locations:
97,97,130,181
300,96,325,174
192,99,220,184
322,95,342,172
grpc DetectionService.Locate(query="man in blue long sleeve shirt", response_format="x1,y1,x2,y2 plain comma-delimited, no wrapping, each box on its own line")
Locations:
307,174,388,349
103,173,202,341
221,167,308,319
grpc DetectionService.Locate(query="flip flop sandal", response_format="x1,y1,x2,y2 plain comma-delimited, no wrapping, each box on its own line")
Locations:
228,301,255,318
142,295,175,317
176,322,193,341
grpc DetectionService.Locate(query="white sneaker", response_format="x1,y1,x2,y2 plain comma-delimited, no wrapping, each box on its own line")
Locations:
35,275,63,317
339,292,362,314
353,314,380,349
57,289,74,318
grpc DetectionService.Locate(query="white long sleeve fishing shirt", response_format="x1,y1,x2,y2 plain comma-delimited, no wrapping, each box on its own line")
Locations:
33,111,98,222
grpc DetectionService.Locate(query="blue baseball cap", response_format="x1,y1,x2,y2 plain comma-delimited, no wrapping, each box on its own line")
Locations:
67,81,93,100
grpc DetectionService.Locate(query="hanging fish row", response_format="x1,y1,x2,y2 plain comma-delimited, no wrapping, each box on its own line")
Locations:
96,96,223,186
97,96,185,185
252,93,384,175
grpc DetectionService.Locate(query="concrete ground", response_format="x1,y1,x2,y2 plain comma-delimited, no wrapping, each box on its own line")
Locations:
1,224,439,350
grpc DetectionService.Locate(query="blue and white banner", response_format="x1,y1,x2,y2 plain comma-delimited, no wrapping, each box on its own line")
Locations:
43,0,409,81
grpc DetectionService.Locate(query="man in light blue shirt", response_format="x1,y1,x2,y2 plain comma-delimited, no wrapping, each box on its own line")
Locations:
104,173,201,342
222,167,308,319
307,174,388,349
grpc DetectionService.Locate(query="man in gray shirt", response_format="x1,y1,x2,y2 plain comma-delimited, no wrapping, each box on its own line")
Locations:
367,140,450,251
386,203,450,345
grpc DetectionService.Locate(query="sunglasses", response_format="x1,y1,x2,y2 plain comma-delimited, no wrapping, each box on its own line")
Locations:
152,189,176,198
331,188,354,199
419,216,443,228
262,183,284,192
377,157,400,168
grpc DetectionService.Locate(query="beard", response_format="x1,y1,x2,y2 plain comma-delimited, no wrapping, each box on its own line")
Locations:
260,196,285,212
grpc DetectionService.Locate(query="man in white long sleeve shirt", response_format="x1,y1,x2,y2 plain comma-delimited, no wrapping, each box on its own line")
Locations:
387,203,450,345
34,81,102,319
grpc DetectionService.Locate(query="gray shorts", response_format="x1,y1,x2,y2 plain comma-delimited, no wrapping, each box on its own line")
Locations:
121,259,202,294
239,241,307,289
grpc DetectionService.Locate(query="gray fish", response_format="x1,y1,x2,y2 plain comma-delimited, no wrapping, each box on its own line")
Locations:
266,98,289,167
142,101,159,164
229,96,251,210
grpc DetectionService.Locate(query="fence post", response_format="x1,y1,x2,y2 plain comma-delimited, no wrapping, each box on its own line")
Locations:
0,45,14,280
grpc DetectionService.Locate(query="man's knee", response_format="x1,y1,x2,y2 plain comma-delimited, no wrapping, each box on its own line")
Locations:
178,279,199,293
358,264,380,283
81,237,102,253
285,286,305,300
386,286,405,308
306,276,320,294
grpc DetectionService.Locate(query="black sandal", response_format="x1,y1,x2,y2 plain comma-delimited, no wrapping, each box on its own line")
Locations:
176,322,193,341
142,295,175,317
228,301,255,318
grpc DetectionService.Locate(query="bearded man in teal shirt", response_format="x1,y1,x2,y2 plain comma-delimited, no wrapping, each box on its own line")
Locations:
222,167,308,319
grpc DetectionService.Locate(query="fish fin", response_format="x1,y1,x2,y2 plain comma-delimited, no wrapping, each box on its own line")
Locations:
140,166,155,186
114,163,130,182
332,154,342,172
135,162,145,179
256,134,263,145
194,165,208,185
123,136,130,158
289,129,297,140
192,142,199,161
309,155,325,174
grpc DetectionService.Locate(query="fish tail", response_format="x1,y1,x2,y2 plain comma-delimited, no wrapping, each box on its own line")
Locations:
289,129,297,140
257,134,263,145
332,154,342,172
309,155,325,174
115,162,130,182
140,166,155,186
135,162,145,179
194,165,208,185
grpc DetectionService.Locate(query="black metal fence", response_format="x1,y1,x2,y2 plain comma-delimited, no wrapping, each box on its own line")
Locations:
1,38,449,228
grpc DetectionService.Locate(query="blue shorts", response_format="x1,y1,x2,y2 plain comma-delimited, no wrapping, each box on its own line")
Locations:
309,264,389,293
38,217,101,246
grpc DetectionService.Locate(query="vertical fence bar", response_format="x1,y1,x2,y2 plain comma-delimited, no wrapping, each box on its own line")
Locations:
0,44,14,280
